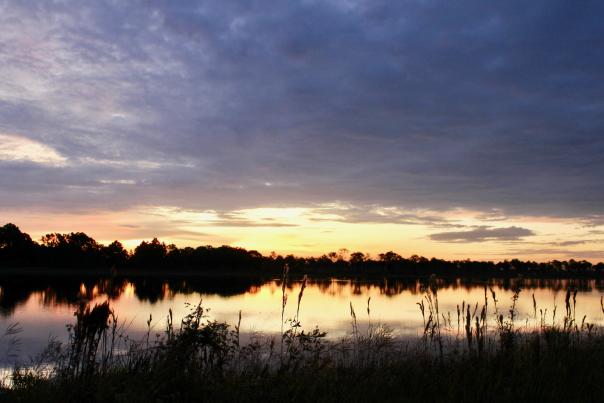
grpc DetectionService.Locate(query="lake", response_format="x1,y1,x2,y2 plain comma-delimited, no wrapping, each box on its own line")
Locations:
2,275,604,366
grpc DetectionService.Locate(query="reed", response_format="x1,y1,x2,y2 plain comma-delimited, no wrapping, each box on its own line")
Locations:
4,275,604,402
280,263,289,359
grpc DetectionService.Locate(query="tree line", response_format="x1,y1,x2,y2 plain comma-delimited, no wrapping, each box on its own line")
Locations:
1,222,603,276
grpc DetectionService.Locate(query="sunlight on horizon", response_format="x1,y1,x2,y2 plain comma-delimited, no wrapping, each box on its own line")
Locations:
2,204,603,262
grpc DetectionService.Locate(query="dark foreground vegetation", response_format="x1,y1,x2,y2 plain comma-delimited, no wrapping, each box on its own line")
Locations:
1,223,603,278
1,273,604,402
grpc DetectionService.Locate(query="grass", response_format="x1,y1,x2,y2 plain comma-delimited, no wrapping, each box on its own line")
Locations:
2,272,604,402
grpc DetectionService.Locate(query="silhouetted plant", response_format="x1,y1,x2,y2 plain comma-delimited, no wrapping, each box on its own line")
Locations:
65,301,114,378
5,284,604,402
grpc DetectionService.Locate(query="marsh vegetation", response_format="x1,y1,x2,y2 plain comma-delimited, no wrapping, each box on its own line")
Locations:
2,269,604,402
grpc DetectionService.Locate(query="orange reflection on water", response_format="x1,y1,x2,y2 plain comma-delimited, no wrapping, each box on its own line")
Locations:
3,277,604,362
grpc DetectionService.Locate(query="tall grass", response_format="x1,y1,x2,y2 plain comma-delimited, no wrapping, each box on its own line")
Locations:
3,270,604,402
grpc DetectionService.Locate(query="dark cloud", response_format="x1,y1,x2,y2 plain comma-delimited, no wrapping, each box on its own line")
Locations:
1,1,603,220
516,239,604,247
308,204,464,228
210,212,298,227
503,248,604,260
580,216,604,227
546,240,589,247
430,226,535,243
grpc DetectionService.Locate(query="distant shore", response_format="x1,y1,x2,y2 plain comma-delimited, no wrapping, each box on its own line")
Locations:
2,223,603,280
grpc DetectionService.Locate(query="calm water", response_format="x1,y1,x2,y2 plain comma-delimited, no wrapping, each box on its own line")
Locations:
2,275,604,365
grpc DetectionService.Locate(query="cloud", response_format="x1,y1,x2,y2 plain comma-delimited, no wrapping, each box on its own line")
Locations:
118,224,140,229
430,226,535,243
0,133,67,166
146,206,300,228
580,215,604,227
99,179,136,185
546,240,594,247
310,203,464,228
516,238,604,247
503,248,604,261
0,0,603,223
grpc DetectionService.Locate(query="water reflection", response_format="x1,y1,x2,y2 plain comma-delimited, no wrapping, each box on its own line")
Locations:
2,276,604,316
0,276,271,316
2,275,604,365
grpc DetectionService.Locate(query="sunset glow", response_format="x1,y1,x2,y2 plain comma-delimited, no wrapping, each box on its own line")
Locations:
2,204,603,261
1,1,603,262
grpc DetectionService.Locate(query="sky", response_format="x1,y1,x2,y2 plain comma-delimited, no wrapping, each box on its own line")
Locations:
1,0,604,261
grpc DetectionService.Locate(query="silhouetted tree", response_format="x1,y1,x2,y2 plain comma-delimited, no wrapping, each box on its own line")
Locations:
2,222,604,278
131,238,167,269
350,252,366,265
379,251,403,263
40,232,104,267
0,223,36,266
102,241,129,268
